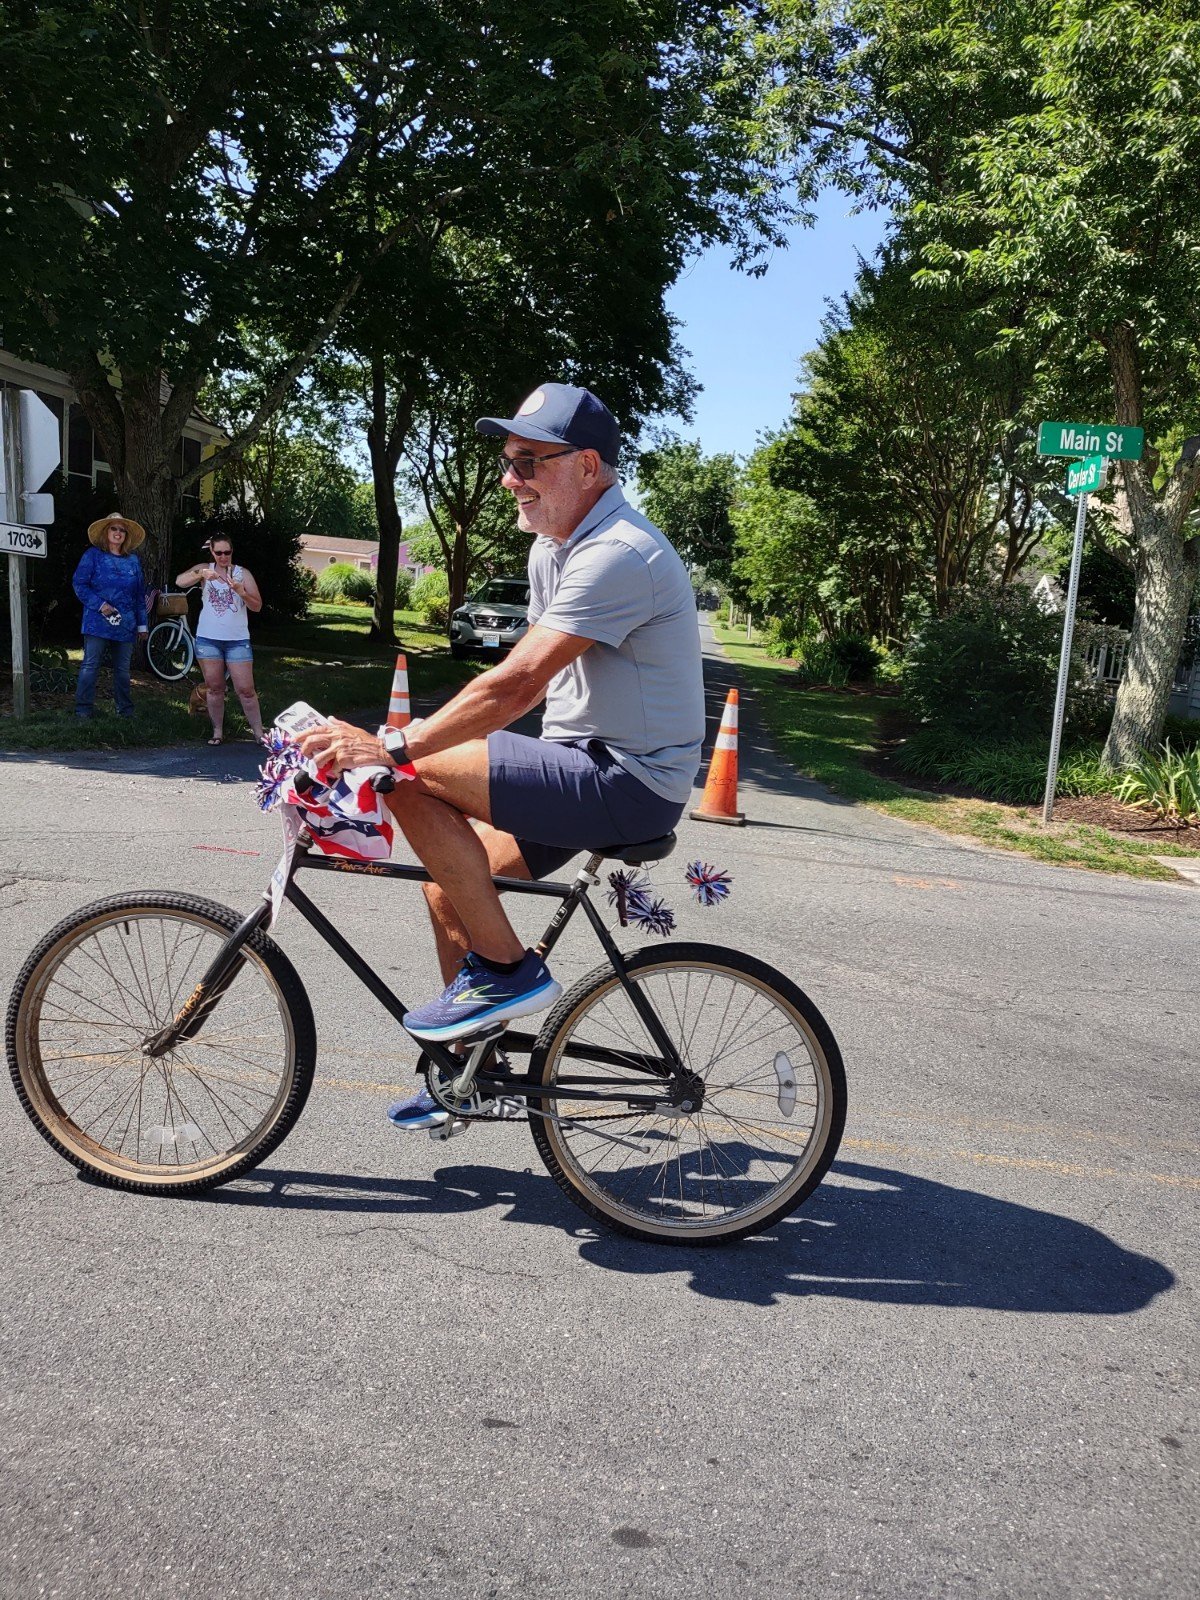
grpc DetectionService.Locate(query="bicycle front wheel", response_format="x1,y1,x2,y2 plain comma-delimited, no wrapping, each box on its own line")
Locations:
528,943,846,1245
6,894,315,1194
146,620,194,681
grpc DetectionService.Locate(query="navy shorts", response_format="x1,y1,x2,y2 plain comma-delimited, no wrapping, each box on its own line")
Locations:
487,732,684,880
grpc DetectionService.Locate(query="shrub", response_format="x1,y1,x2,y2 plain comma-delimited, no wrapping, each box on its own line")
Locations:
1115,742,1200,822
394,569,414,611
315,562,374,604
902,587,1075,741
897,727,1110,803
412,569,450,628
830,634,881,683
788,629,882,685
795,638,849,688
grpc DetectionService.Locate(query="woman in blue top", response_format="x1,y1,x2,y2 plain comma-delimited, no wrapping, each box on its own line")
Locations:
72,514,149,719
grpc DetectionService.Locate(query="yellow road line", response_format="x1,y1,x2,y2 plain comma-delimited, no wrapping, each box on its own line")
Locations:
842,1136,1200,1191
309,1077,1200,1189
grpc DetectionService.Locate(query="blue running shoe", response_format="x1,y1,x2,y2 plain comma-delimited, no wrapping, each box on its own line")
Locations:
402,950,562,1044
386,1084,452,1131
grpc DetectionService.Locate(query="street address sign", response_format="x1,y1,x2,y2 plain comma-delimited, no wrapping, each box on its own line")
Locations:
1038,421,1144,460
1066,455,1106,496
0,521,49,559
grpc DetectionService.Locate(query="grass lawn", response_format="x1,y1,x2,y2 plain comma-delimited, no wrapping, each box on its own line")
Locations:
0,602,480,751
711,617,1193,882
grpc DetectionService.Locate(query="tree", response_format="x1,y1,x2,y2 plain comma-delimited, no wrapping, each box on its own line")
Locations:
2,3,772,586
729,441,831,641
637,439,740,582
204,346,368,538
318,1,776,643
917,1,1200,767
753,0,1200,761
2,4,432,576
403,368,530,610
758,258,1066,641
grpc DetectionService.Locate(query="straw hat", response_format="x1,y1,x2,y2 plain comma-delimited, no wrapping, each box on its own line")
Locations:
87,513,147,552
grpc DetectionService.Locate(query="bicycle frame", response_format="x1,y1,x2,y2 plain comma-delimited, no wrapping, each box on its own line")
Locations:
145,844,689,1108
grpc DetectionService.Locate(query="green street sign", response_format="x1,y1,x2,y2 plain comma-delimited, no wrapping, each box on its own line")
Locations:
1066,454,1106,496
1038,421,1144,460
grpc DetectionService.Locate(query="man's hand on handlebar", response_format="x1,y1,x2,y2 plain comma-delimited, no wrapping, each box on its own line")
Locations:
296,717,415,779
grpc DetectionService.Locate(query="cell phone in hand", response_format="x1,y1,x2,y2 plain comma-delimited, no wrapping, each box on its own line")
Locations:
273,702,328,739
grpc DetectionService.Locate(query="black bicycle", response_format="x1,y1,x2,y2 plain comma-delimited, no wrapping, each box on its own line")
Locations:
5,828,846,1245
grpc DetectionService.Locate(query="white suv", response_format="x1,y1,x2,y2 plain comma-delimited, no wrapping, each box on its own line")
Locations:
449,577,531,659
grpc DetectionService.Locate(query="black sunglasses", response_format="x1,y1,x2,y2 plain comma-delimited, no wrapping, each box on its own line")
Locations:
497,447,581,482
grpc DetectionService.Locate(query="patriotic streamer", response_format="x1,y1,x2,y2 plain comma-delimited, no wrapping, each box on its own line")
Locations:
255,729,394,861
254,729,306,813
606,869,676,936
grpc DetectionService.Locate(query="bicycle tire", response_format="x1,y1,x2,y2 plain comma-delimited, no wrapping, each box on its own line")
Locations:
527,942,846,1245
146,620,194,681
6,893,316,1195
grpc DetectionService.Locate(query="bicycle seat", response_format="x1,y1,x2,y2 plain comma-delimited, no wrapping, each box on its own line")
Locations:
595,832,677,866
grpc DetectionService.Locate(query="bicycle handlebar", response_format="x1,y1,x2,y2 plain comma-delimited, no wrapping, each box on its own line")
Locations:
293,767,395,796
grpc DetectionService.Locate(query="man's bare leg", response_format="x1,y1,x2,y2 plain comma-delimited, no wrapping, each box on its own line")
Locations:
422,821,532,982
384,738,525,966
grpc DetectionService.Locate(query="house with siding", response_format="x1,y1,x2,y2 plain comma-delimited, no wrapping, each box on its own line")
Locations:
298,533,429,579
0,348,223,517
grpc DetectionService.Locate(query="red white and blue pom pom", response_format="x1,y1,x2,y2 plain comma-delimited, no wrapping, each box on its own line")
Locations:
255,731,306,813
685,860,732,908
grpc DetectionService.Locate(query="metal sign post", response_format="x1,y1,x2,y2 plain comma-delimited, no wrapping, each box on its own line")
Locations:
1041,457,1107,825
1,389,58,719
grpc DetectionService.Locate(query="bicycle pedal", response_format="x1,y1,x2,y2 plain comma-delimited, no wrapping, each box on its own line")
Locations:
428,1117,469,1142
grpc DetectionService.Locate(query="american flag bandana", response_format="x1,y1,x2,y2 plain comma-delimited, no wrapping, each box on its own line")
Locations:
256,731,394,861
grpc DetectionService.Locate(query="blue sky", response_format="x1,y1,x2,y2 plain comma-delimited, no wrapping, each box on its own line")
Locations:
657,195,890,461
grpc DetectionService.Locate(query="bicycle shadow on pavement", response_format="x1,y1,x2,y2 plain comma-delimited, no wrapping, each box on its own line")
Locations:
210,1156,1173,1315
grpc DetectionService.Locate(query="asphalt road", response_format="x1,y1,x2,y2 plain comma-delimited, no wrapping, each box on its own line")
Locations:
1,622,1197,1599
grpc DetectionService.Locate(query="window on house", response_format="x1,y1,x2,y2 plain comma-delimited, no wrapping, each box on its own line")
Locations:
176,435,203,521
67,405,93,481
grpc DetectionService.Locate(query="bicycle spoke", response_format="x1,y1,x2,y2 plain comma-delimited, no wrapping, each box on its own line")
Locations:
18,906,301,1181
537,956,840,1237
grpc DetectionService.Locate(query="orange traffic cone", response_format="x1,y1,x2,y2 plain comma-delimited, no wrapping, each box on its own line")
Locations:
385,654,411,730
690,688,745,825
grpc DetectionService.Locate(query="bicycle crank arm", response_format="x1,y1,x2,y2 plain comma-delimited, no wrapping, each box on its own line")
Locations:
525,1102,651,1154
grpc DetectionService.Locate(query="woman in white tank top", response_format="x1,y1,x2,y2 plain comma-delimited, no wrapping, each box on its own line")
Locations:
176,536,265,744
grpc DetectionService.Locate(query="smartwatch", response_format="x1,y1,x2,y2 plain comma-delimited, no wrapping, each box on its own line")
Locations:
381,727,410,767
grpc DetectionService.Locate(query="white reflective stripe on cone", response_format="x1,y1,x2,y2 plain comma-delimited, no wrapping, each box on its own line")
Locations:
715,732,738,750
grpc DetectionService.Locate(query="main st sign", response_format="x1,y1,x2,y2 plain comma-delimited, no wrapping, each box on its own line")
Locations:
1037,422,1144,460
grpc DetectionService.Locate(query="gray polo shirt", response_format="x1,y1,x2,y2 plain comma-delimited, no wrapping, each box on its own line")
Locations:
527,484,704,804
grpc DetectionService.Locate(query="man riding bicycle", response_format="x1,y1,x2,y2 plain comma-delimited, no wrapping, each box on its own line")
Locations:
298,383,704,1129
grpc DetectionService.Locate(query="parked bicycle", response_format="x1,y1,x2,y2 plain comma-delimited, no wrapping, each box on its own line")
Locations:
5,817,847,1245
144,587,195,681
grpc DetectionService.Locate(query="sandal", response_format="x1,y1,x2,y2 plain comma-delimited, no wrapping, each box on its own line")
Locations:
207,735,224,746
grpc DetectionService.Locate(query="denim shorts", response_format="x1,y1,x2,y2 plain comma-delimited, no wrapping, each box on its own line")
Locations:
195,635,253,664
487,731,684,880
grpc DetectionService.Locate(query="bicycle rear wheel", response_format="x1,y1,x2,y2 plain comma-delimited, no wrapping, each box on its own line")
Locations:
528,943,846,1245
146,620,194,681
6,894,315,1194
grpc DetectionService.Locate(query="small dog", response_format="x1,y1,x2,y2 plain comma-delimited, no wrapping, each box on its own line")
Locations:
188,681,209,716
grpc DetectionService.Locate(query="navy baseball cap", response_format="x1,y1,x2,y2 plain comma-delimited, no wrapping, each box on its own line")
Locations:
477,383,621,465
